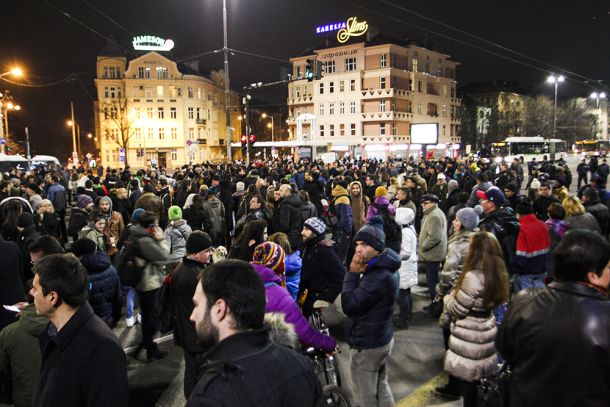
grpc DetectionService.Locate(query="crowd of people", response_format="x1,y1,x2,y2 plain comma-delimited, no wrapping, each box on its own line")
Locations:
0,152,608,407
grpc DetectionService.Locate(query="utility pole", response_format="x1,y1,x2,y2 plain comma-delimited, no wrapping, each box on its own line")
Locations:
244,94,251,166
222,0,232,162
25,126,31,168
70,102,77,165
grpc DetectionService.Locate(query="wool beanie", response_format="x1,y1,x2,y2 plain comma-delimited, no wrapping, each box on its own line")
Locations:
353,223,385,253
375,186,388,198
131,208,145,224
75,194,93,209
530,178,541,190
17,212,34,228
253,242,286,276
168,205,182,221
71,238,97,257
303,217,326,237
516,199,534,215
456,206,482,231
27,183,41,195
186,231,213,254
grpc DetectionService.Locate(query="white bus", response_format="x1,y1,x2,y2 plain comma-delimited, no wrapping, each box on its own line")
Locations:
491,137,567,163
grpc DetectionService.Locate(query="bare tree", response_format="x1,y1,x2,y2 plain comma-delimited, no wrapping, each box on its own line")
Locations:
524,95,554,138
100,97,135,166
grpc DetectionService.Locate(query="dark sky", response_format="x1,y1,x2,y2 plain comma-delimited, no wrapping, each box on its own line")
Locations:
1,0,608,158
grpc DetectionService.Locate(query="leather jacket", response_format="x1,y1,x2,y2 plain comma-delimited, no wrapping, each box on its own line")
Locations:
496,281,610,407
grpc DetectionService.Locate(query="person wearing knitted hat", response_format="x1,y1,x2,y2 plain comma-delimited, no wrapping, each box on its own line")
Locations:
164,205,192,266
342,222,400,407
67,194,94,242
366,186,396,223
252,242,286,283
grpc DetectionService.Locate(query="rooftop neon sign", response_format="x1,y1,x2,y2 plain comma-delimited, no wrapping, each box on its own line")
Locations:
315,17,369,44
132,36,175,51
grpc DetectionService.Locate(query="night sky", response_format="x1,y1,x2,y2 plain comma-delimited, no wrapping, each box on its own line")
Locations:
1,0,608,159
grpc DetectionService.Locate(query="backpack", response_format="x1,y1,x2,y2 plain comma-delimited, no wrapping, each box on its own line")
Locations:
322,195,350,228
378,206,402,253
115,239,144,287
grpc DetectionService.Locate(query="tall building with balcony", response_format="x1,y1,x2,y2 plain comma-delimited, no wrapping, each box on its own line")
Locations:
287,33,461,159
94,44,239,168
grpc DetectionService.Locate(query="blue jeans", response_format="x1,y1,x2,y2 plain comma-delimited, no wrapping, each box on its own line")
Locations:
425,261,440,301
123,287,136,319
513,274,546,293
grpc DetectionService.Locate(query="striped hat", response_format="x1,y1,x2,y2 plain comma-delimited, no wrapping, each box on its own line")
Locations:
252,242,285,276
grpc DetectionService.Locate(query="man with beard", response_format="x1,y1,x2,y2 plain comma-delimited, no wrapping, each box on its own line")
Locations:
187,260,323,406
173,231,214,398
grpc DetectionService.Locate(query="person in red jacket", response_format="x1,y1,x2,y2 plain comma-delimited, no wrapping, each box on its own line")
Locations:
510,198,550,293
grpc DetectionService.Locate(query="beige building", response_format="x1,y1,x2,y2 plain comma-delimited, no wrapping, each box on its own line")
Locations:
94,47,239,168
287,34,461,159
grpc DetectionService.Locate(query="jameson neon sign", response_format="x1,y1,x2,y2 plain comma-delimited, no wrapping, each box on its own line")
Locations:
132,36,175,51
315,17,369,44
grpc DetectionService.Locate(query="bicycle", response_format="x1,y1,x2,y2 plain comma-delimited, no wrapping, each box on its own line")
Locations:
303,301,351,407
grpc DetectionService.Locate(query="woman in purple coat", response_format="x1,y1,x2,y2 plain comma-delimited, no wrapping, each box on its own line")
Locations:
252,242,336,352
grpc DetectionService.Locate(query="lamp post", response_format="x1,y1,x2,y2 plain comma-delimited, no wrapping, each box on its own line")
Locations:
590,92,607,140
546,75,565,139
222,0,232,162
0,90,21,154
261,113,275,142
67,119,81,157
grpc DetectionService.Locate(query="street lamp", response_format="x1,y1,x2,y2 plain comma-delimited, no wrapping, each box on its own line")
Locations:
67,119,82,156
261,113,275,142
546,75,565,139
590,92,607,139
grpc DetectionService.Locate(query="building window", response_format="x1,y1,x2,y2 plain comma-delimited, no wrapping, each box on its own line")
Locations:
380,54,387,68
380,100,386,112
325,60,336,73
350,101,356,114
380,77,386,89
417,102,422,115
329,103,335,115
340,124,345,136
138,66,151,79
339,81,345,92
147,107,154,119
134,128,141,140
380,123,386,135
350,79,356,91
188,128,194,139
158,107,164,119
296,86,300,97
159,128,165,140
187,87,194,98
171,127,177,139
350,123,356,136
339,101,345,114
144,86,152,99
147,128,154,140
196,108,201,120
442,105,447,117
329,82,334,93
156,86,163,98
134,107,141,119
345,58,356,71
156,66,168,79
417,80,423,93
319,125,325,137
412,58,418,72
170,107,177,119
329,124,335,136
171,149,178,161
197,88,202,99
392,125,397,135
319,104,324,116
451,87,455,98
188,107,194,119
319,83,324,94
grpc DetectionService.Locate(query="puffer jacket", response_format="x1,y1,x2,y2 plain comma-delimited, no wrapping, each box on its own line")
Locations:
79,251,122,327
129,225,170,292
419,203,448,262
365,195,396,222
163,220,192,262
342,249,400,349
285,250,302,301
437,231,472,298
443,269,499,382
252,263,336,352
395,208,418,290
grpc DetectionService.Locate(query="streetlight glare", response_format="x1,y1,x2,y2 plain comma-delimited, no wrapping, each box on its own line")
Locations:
10,67,23,77
13,105,21,111
600,92,607,99
267,123,272,128
67,120,74,127
261,113,267,119
557,75,565,82
591,92,598,99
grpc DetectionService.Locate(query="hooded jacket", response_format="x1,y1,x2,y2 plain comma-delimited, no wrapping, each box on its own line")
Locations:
252,263,336,352
511,214,550,276
0,303,48,407
129,224,170,292
67,207,90,239
331,185,353,234
395,208,418,290
342,248,400,349
163,220,192,262
99,196,124,255
80,251,122,327
365,195,396,222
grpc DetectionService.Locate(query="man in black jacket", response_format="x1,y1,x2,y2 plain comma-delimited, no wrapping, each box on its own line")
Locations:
269,184,303,251
496,230,610,407
173,231,214,398
582,188,610,238
186,259,323,407
30,254,128,407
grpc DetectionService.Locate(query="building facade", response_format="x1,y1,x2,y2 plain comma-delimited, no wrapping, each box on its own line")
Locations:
94,49,239,168
287,33,461,160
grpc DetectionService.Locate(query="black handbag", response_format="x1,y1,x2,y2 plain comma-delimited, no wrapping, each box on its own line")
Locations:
477,363,511,407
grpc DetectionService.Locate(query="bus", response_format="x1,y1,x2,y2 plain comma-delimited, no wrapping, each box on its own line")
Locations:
574,140,609,157
491,137,567,163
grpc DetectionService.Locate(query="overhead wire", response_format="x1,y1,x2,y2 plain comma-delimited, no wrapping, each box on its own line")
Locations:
81,0,134,37
0,74,79,87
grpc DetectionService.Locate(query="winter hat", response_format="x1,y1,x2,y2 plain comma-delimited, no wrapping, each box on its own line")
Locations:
447,179,459,195
375,186,388,198
421,194,440,204
516,198,534,215
530,178,541,190
186,231,213,254
253,242,286,275
75,194,93,209
476,186,505,206
207,186,219,196
354,222,386,253
17,212,34,228
168,205,182,221
456,206,483,231
27,183,41,194
437,173,446,180
303,217,326,237
131,208,145,224
504,182,519,194
236,182,245,192
71,238,97,257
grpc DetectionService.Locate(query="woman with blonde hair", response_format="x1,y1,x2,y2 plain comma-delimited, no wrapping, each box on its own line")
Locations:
35,199,60,238
562,195,601,233
443,231,509,406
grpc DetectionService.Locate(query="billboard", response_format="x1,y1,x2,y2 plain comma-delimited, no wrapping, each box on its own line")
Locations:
410,123,438,144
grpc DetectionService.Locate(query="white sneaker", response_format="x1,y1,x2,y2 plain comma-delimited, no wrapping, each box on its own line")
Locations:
126,316,135,327
136,313,142,324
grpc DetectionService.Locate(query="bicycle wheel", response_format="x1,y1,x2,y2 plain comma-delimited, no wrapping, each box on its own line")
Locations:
322,385,351,407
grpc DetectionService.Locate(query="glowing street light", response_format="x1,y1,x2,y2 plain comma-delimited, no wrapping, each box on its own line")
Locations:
0,67,23,79
546,75,565,138
261,112,275,142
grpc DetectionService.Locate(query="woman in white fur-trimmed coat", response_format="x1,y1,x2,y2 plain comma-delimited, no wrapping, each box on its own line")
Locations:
443,231,509,407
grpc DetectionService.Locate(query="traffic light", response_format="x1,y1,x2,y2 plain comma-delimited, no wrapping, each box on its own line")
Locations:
305,59,315,82
248,134,256,155
315,61,324,79
241,134,248,156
